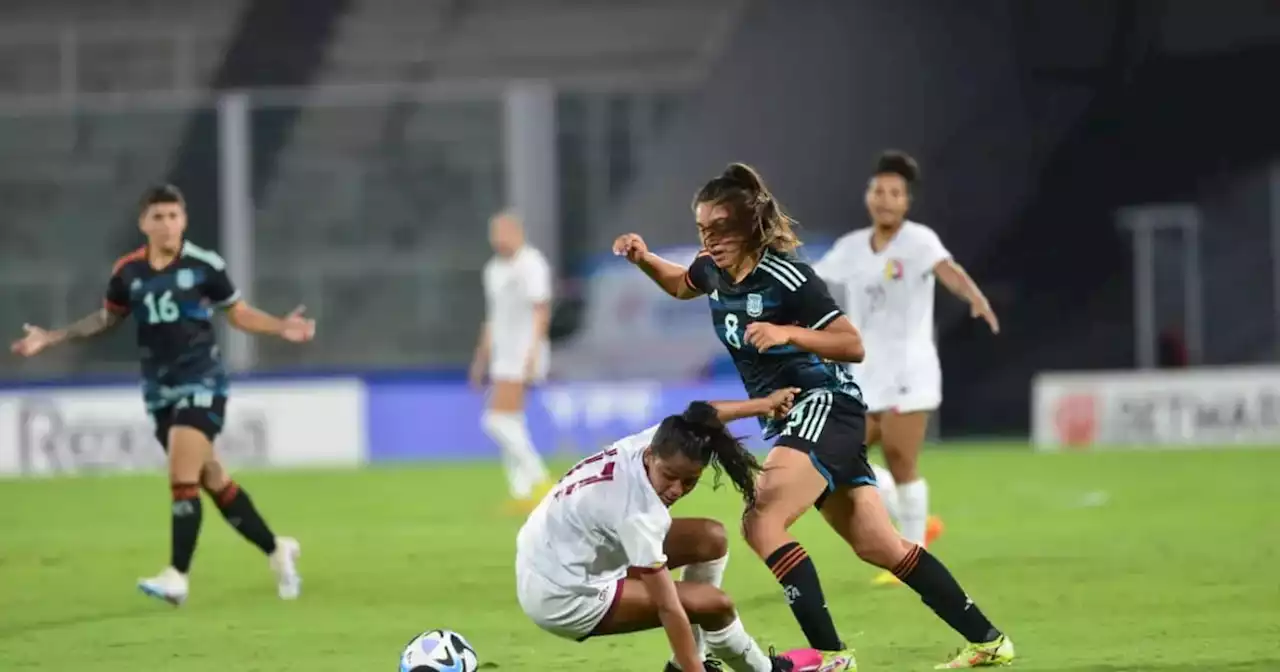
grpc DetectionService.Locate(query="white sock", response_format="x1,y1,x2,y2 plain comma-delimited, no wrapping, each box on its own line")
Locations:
897,478,929,546
676,553,728,660
482,411,549,498
872,463,900,524
705,616,772,672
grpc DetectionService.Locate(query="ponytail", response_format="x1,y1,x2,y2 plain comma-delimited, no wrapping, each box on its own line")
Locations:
652,402,763,515
693,162,801,255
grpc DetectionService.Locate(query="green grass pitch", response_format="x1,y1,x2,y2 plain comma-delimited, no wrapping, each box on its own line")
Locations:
1,445,1278,671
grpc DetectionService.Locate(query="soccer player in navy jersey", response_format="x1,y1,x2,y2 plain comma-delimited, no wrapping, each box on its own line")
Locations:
11,184,314,607
612,164,1014,669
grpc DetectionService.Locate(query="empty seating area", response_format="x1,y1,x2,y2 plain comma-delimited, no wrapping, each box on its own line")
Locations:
322,0,745,85
0,0,746,372
0,0,244,97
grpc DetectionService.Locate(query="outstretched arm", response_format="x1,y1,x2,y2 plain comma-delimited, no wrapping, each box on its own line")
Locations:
709,387,801,423
225,302,314,341
934,259,999,334
10,307,125,357
613,233,705,300
52,308,125,344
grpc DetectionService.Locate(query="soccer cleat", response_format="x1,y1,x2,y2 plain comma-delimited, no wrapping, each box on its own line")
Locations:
925,514,945,547
934,635,1015,669
816,648,856,671
771,646,823,671
661,658,725,672
503,481,553,515
137,566,189,606
870,569,902,586
269,536,302,600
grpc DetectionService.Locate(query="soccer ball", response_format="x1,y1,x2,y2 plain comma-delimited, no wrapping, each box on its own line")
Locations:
399,629,479,672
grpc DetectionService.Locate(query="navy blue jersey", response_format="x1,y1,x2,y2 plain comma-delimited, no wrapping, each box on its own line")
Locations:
684,250,863,435
104,242,238,410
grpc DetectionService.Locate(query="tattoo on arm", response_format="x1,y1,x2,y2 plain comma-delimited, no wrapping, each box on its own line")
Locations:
58,309,123,342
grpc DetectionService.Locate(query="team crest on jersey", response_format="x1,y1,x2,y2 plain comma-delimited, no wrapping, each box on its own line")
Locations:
129,278,143,294
176,269,195,290
746,293,763,317
883,259,905,280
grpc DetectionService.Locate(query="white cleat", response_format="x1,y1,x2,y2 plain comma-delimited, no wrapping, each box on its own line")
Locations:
269,536,302,600
137,566,189,606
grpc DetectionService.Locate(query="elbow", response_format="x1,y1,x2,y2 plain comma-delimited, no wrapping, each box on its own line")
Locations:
835,334,864,363
224,305,247,331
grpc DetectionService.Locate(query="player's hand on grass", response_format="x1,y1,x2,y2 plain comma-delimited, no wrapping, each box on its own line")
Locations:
764,387,801,420
611,233,649,263
744,322,790,351
971,297,1000,334
279,306,315,343
10,324,53,357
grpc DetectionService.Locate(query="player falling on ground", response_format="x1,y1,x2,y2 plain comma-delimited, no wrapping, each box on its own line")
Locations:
612,163,1015,670
516,391,815,672
470,211,553,512
813,151,999,587
9,184,313,606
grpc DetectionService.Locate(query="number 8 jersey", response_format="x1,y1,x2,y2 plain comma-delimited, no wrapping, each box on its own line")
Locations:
684,249,864,436
516,425,670,590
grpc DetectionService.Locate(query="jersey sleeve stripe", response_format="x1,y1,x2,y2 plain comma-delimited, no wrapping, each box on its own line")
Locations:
111,247,146,276
757,262,799,291
104,299,129,315
762,256,807,286
683,272,698,291
809,309,841,330
210,290,242,308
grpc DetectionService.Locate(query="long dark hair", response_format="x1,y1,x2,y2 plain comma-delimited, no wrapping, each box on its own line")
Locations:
693,162,801,256
650,401,762,513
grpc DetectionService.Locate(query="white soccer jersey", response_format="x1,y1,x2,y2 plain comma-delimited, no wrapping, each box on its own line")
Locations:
814,220,950,358
483,246,552,379
515,425,670,590
814,221,951,411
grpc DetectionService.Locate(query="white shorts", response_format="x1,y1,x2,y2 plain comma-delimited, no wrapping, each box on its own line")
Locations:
490,344,550,384
515,565,623,641
852,359,942,414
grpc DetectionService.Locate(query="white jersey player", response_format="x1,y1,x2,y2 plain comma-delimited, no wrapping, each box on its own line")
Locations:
516,395,817,672
470,211,553,510
814,151,999,586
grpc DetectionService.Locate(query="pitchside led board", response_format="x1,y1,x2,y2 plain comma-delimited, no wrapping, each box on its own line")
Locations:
1032,365,1280,450
0,379,368,477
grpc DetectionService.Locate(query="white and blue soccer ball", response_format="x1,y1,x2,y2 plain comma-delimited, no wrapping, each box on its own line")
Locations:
399,629,479,672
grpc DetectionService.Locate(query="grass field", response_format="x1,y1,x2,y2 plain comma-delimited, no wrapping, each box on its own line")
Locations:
2,445,1278,671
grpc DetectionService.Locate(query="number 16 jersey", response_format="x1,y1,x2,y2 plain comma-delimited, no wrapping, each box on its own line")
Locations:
515,426,670,591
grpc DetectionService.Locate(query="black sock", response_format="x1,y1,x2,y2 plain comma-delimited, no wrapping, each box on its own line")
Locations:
170,483,203,573
895,545,1002,644
210,481,278,555
765,541,844,651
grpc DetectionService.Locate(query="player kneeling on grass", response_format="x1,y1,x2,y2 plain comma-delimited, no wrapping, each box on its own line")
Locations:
515,391,814,672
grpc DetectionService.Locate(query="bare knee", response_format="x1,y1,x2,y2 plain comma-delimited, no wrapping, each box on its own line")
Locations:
697,520,729,561
881,434,920,482
854,533,912,569
199,459,231,493
741,510,784,558
688,589,736,629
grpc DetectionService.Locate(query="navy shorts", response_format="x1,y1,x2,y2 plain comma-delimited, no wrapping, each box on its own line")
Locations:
772,390,875,508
